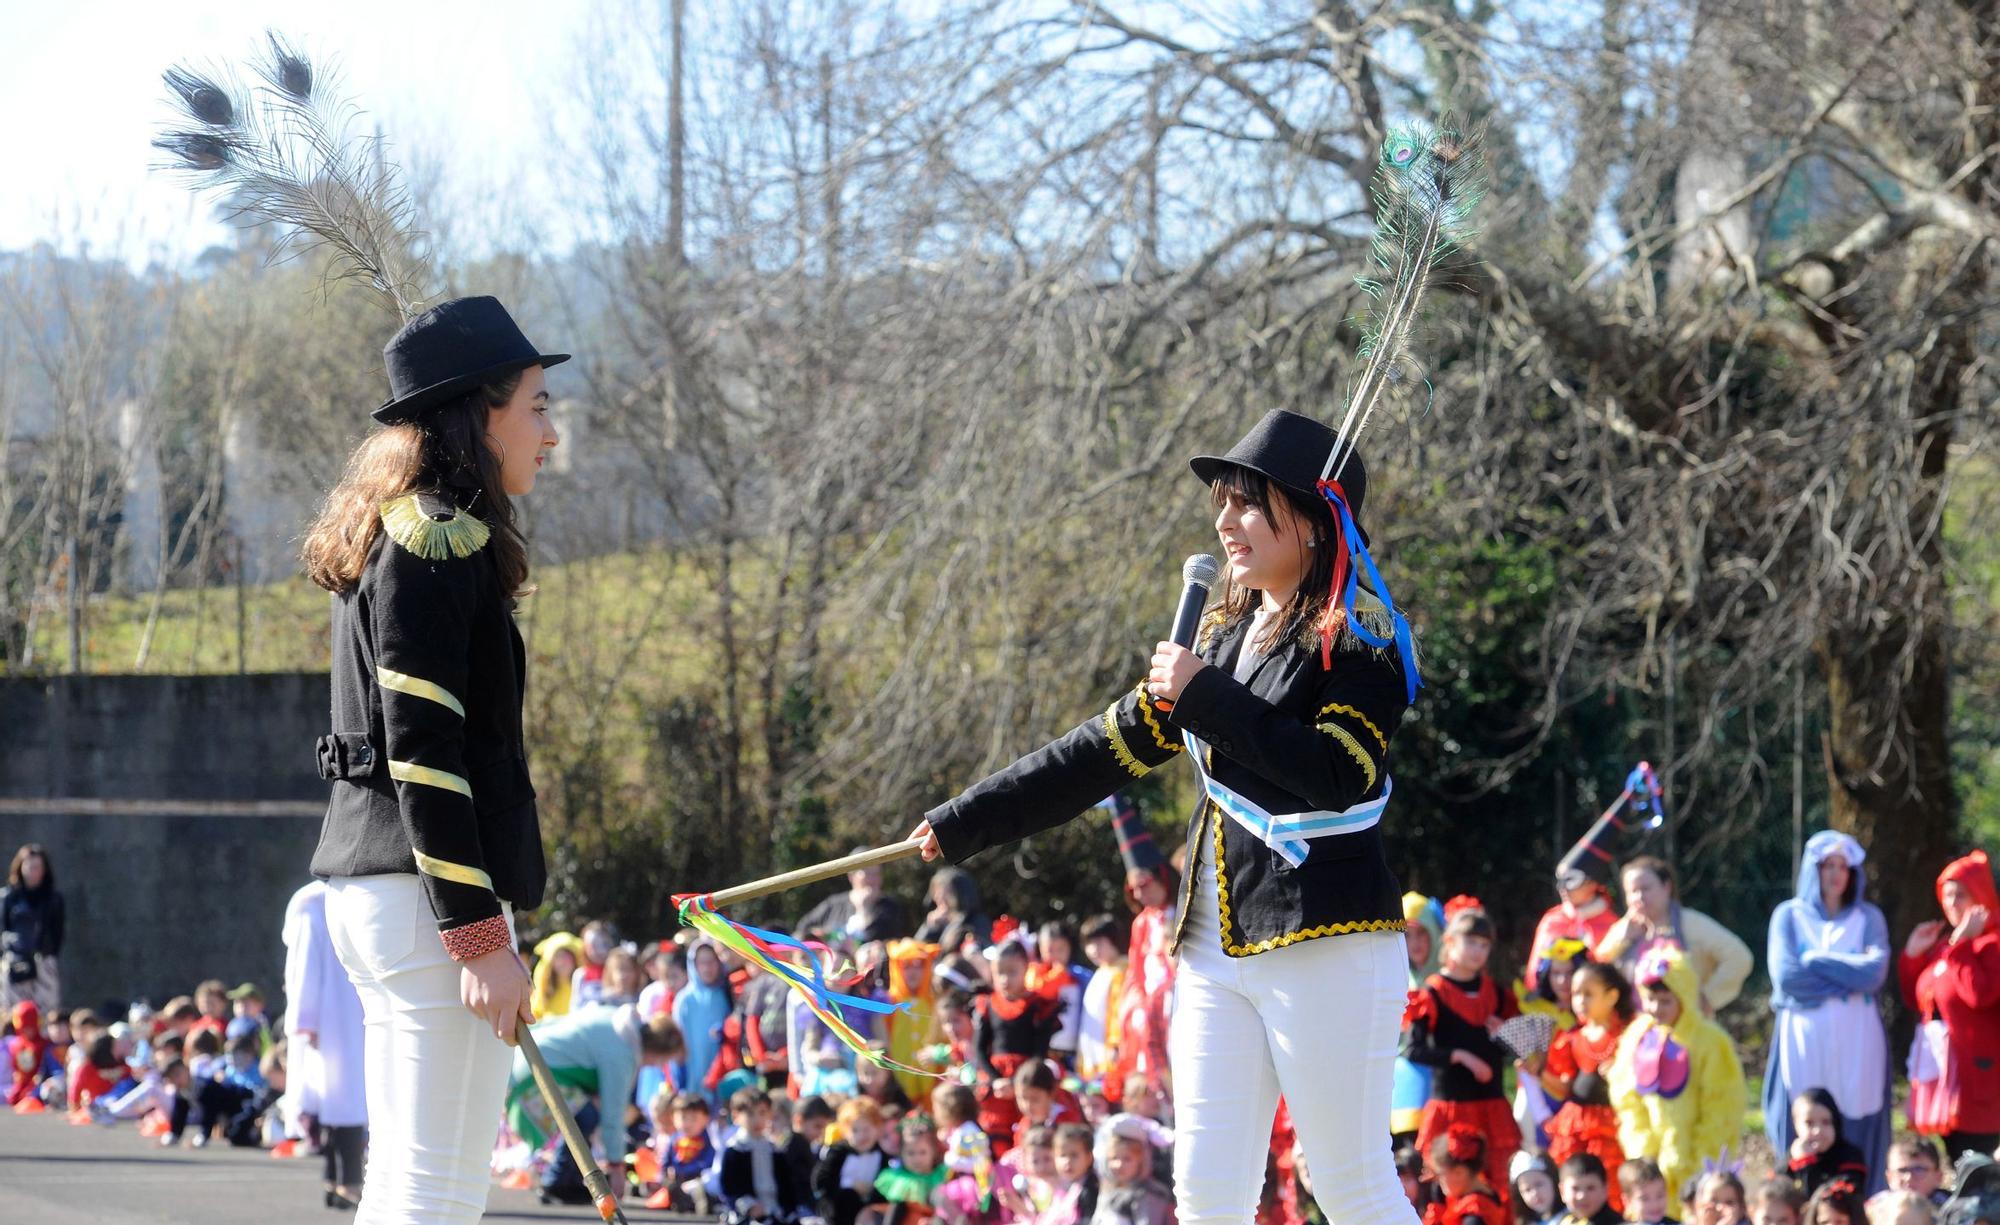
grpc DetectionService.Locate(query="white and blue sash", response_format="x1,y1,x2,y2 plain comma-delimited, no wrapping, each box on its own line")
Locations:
1185,730,1390,868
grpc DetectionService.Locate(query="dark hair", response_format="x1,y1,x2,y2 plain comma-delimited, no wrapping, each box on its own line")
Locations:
931,1082,978,1127
640,1014,684,1058
1622,855,1675,894
1080,914,1126,947
87,1033,118,1070
1430,1128,1487,1173
6,844,52,891
1207,464,1342,653
729,1086,769,1115
796,1095,835,1123
1445,910,1496,943
1036,921,1075,953
1394,1144,1425,1179
189,1029,222,1057
302,374,533,598
1890,1134,1942,1166
1512,1154,1558,1225
1695,1172,1746,1210
162,1057,189,1080
157,1034,186,1057
228,1033,260,1057
1573,961,1638,1024
993,941,1030,964
1012,1060,1058,1095
1791,1087,1846,1148
671,1091,710,1114
1619,1158,1666,1195
1758,1176,1808,1213
662,945,688,973
1560,1153,1608,1184
1056,1122,1095,1149
1124,862,1182,917
902,1111,938,1141
1806,1178,1864,1225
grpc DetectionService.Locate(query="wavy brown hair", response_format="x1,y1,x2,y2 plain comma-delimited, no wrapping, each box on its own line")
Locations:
302,374,532,596
1207,464,1341,651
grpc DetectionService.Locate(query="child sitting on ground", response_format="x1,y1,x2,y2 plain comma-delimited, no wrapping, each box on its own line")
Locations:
720,1086,805,1223
1864,1192,1934,1225
1694,1171,1748,1225
814,1096,889,1225
1088,1113,1173,1225
868,1111,948,1224
1884,1136,1947,1207
1806,1180,1864,1225
1621,1159,1680,1225
1754,1178,1808,1225
1511,1153,1562,1225
1037,1121,1101,1225
994,1125,1061,1222
1788,1089,1869,1197
1557,1153,1623,1225
649,1090,718,1214
933,1081,996,1224
1425,1125,1509,1225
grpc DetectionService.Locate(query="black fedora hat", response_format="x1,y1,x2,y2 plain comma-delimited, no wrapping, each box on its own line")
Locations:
1190,409,1369,535
374,296,570,424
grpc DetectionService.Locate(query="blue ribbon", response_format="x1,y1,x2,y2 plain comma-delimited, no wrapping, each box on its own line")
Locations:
692,899,905,1019
1320,486,1423,704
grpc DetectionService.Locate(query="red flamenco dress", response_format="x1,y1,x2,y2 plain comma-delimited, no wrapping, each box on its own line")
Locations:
1406,973,1522,1195
1543,1021,1628,1213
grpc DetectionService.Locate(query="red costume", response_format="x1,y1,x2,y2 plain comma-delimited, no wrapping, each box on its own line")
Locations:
1406,973,1521,1194
1114,902,1174,1101
1899,850,2000,1137
1543,1021,1628,1211
1525,897,1617,993
4,1001,52,1107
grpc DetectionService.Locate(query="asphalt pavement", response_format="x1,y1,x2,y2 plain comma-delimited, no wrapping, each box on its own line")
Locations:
0,1108,701,1223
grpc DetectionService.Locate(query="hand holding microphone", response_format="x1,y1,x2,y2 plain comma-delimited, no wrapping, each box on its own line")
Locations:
1147,554,1219,709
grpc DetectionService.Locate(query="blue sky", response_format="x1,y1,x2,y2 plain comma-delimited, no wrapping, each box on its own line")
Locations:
7,0,595,265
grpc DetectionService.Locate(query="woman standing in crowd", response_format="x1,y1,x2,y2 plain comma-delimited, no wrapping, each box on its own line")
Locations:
1899,849,2000,1161
0,844,63,1013
305,296,566,1223
912,409,1420,1224
1765,831,1890,1192
1596,856,1753,1015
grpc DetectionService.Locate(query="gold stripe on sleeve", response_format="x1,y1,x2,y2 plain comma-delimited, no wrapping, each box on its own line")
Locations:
387,760,474,799
376,667,467,718
412,849,495,892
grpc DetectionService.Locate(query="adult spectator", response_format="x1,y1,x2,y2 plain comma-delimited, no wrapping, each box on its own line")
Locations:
1765,831,1891,1193
798,855,913,945
914,867,990,949
1596,855,1753,1013
0,843,64,1013
1899,849,2000,1161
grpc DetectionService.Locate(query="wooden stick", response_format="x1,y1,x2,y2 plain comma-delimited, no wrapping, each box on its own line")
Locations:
516,1025,631,1224
704,840,927,910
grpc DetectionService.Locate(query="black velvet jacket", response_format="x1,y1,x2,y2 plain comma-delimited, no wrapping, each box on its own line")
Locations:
927,610,1409,957
308,493,545,939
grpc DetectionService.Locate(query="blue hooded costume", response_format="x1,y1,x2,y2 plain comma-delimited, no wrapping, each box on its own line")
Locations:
1763,830,1890,1194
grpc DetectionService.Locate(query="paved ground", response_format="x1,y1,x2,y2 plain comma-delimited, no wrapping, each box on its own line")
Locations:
0,1109,702,1223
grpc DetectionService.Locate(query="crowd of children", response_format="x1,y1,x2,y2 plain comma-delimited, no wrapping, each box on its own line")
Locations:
12,810,2000,1225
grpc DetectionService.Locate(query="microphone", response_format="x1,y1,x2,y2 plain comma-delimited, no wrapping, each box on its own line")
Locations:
1157,554,1220,711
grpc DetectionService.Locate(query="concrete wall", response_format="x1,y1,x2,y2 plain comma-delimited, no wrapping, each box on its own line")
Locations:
0,673,330,1016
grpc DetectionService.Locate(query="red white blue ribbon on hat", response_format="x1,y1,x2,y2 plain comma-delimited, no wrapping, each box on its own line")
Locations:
1316,479,1421,702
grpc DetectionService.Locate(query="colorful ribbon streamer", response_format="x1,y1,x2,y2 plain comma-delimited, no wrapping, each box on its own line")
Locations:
1316,479,1422,702
671,893,939,1079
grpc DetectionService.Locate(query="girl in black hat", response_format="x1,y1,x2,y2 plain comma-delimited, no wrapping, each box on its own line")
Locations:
304,296,568,1222
910,408,1419,1224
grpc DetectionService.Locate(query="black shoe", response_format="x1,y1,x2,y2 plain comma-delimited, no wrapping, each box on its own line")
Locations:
324,1189,358,1211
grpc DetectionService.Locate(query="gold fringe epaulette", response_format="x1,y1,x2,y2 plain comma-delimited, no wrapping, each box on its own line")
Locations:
380,492,491,561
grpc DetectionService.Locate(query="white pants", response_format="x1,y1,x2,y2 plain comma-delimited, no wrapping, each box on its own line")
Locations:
1170,862,1417,1225
325,875,514,1225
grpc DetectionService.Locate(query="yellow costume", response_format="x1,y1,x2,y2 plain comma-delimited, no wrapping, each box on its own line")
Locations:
1608,947,1745,1201
885,939,940,1100
530,931,584,1020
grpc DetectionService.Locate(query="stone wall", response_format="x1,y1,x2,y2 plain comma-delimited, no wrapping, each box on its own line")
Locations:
0,673,330,1015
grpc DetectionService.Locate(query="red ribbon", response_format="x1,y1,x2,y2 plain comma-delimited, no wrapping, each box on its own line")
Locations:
1314,480,1353,669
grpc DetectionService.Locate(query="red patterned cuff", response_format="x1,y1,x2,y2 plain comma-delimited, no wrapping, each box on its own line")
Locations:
440,914,511,962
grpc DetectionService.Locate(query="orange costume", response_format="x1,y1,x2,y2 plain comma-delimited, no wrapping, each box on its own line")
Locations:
1543,1021,1628,1211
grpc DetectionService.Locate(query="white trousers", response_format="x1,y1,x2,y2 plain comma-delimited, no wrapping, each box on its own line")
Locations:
325,874,514,1225
1170,862,1417,1225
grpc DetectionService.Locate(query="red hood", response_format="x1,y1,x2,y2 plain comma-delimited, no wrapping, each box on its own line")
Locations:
10,1000,41,1037
1937,851,2000,920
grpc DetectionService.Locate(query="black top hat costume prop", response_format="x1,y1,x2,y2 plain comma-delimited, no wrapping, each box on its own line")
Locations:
375,296,570,424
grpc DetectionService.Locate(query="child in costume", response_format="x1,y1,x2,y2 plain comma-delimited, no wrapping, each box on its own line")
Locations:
648,1089,719,1214
995,1125,1063,1222
935,1081,997,1223
1534,960,1636,1212
1091,1113,1175,1225
1897,850,2000,1163
1754,1178,1807,1225
873,1111,950,1222
1041,1121,1102,1225
974,940,1062,1154
1805,1181,1863,1225
1425,1126,1510,1225
720,1086,807,1223
1395,893,1447,1141
1610,948,1746,1213
1693,1171,1747,1225
1516,937,1587,1151
1788,1088,1870,1197
1075,915,1127,1096
1108,799,1175,1108
1407,907,1522,1194
815,1096,891,1225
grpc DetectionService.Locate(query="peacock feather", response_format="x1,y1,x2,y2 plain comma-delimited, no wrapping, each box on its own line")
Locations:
1322,121,1486,483
153,33,434,322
